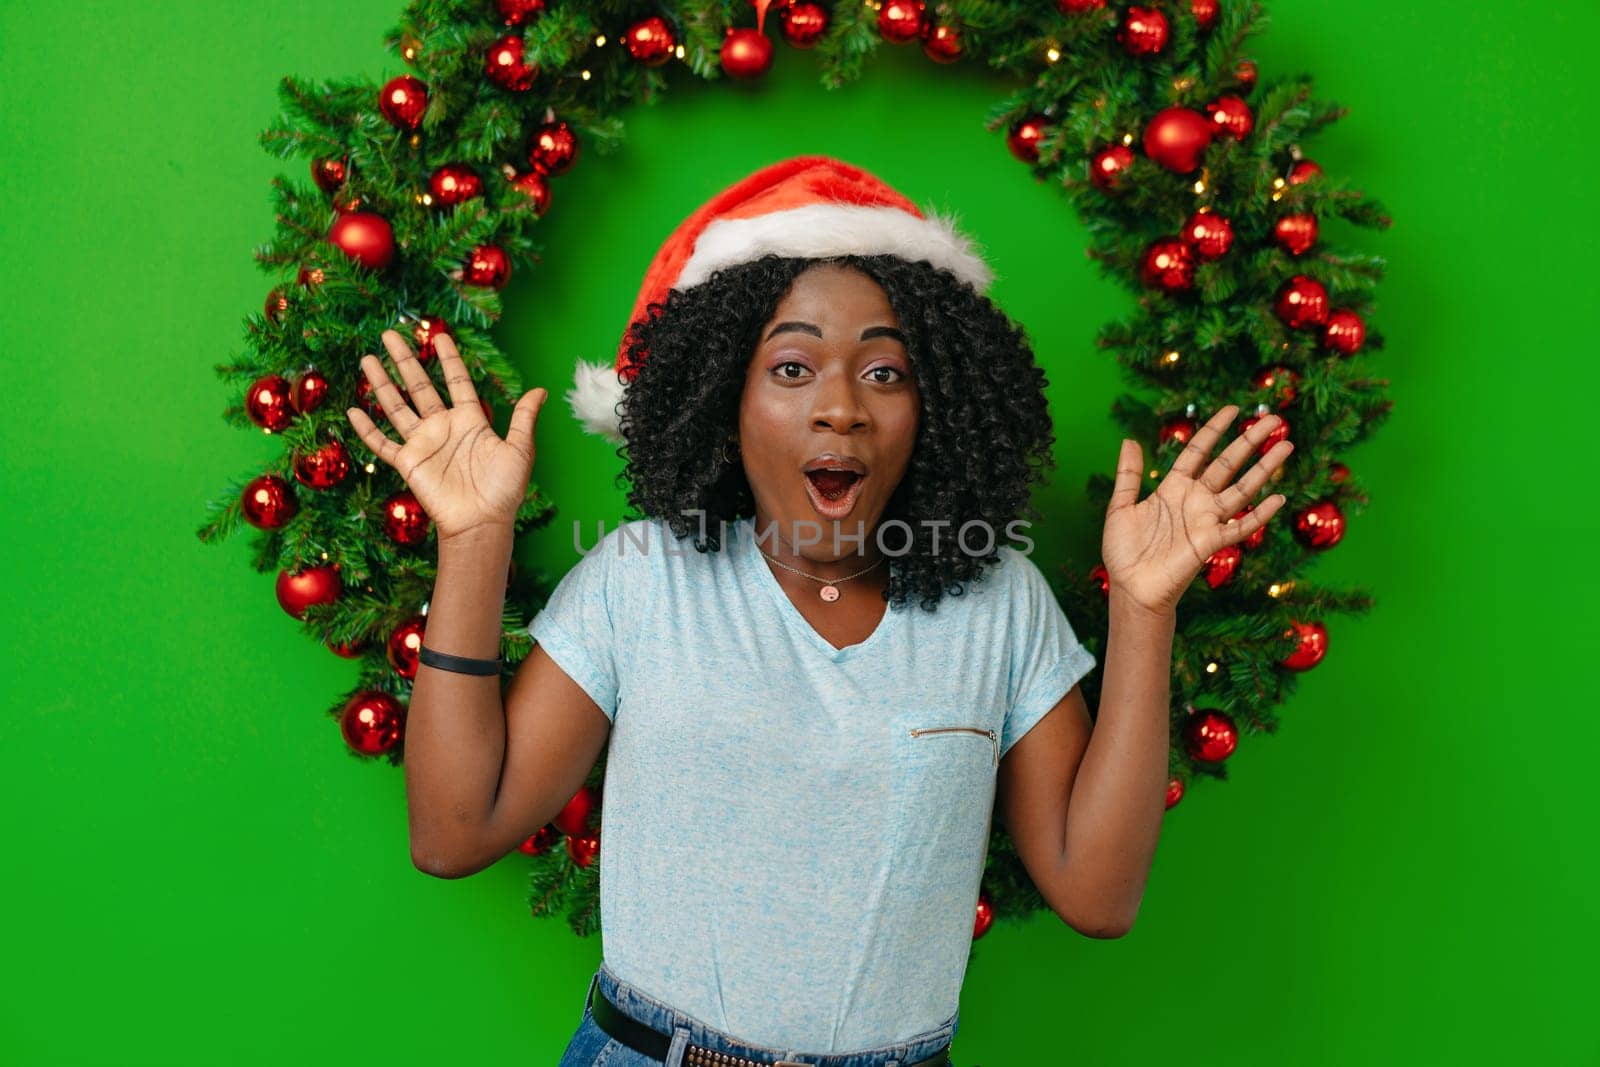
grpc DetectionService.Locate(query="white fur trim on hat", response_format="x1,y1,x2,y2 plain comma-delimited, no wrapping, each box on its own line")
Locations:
677,202,995,293
567,357,627,443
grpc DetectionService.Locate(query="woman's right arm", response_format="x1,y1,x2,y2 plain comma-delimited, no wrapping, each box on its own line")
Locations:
404,521,613,879
346,328,610,879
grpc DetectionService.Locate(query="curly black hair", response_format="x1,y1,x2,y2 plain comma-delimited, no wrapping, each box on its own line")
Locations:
609,252,1058,612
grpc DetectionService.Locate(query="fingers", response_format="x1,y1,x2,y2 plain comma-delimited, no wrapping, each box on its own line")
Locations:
357,351,420,438
380,329,447,419
432,332,483,411
505,387,549,460
1199,409,1285,495
1219,488,1288,547
345,404,403,470
1107,438,1143,512
1168,404,1241,482
1215,437,1294,516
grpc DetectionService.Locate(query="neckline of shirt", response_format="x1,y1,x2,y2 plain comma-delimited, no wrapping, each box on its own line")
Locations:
733,515,901,664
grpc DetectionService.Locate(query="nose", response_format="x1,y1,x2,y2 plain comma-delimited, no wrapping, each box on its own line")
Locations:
810,367,869,433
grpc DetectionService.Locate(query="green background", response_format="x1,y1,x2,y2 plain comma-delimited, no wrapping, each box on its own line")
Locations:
3,1,1594,1063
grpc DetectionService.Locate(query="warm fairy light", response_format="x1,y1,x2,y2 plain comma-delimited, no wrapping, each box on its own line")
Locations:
1164,350,1181,363
365,463,375,473
1271,190,1283,201
417,192,433,205
1273,177,1286,188
1267,580,1296,598
1193,179,1206,193
408,133,420,148
1047,47,1061,62
321,551,329,559
676,44,686,58
581,69,591,80
1149,469,1160,478
1206,661,1218,673
1121,132,1133,145
595,34,606,46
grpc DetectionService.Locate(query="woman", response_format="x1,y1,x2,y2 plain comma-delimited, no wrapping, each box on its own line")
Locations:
344,157,1292,1067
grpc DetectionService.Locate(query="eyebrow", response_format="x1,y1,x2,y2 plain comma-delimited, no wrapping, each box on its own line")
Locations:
764,321,906,344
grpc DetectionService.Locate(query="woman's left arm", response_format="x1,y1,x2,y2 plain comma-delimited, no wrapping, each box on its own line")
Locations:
998,403,1293,937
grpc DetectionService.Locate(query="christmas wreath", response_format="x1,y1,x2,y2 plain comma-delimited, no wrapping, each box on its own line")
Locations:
198,0,1392,941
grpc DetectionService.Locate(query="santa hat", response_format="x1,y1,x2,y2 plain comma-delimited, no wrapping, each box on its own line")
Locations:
565,154,995,442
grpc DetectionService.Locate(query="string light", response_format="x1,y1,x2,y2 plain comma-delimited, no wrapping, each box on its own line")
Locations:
1046,47,1061,63
1193,178,1206,193
595,34,606,46
1267,580,1296,598
1121,132,1134,146
675,44,685,58
364,463,376,473
581,69,591,80
321,551,329,559
1205,661,1219,673
1164,349,1181,364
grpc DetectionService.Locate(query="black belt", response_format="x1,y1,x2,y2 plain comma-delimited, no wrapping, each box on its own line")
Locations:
587,975,953,1067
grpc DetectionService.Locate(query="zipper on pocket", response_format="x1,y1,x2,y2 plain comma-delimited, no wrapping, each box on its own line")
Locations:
908,726,1000,769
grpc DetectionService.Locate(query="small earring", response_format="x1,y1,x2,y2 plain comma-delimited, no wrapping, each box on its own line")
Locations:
721,437,740,464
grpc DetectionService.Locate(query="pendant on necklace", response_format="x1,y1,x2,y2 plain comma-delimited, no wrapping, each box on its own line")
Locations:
819,585,840,602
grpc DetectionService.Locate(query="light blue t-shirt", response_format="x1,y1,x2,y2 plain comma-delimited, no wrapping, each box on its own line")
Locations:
527,515,1096,1053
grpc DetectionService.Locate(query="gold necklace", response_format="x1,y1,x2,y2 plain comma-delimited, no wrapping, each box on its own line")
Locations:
757,547,886,602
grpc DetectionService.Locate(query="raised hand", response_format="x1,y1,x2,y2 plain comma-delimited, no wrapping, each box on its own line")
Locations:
345,329,548,544
1101,404,1293,615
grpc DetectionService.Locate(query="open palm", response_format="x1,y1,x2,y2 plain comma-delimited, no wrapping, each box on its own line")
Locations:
345,329,548,543
1102,404,1294,614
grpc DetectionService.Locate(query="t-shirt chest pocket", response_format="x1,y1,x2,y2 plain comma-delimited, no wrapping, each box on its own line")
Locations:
889,717,1002,866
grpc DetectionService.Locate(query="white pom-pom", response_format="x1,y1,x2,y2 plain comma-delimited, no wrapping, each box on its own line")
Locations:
567,359,627,443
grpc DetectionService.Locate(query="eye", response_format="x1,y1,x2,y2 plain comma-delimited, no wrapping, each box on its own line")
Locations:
866,365,906,384
773,360,810,380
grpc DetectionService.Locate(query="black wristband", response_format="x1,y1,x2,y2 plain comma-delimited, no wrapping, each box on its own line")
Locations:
417,644,503,676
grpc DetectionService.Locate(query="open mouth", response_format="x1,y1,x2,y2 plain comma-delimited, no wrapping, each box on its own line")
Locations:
803,469,865,517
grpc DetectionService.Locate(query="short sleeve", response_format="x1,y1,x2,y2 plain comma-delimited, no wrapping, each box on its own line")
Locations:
1000,549,1098,759
526,522,647,722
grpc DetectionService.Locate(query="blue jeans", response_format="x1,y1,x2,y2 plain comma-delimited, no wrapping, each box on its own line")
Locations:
557,959,961,1067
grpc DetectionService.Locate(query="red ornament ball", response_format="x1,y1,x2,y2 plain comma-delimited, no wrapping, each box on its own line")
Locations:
878,0,926,43
1274,275,1329,329
1140,237,1195,292
1190,0,1218,30
1252,365,1299,406
1293,500,1346,550
1288,158,1323,184
1323,308,1366,355
623,15,676,66
356,376,409,419
1119,6,1168,55
1329,462,1350,484
410,316,452,363
1088,564,1110,598
1206,95,1254,141
1232,506,1267,550
1143,107,1213,173
555,784,600,835
293,439,352,490
528,119,578,176
1180,209,1233,259
378,75,428,130
1274,213,1318,256
311,156,347,194
1159,416,1198,446
386,615,427,680
721,27,773,79
1089,144,1135,190
1057,0,1106,11
1282,620,1328,671
327,638,366,658
246,374,295,432
276,563,341,619
430,164,483,205
297,264,325,289
922,21,963,64
290,369,331,413
463,244,511,289
1165,777,1185,809
973,889,994,939
241,475,298,529
496,0,547,27
1007,114,1049,164
1203,543,1242,589
485,33,539,91
1240,410,1291,455
1184,708,1238,762
328,211,394,271
340,690,405,756
518,824,560,856
780,2,828,47
382,490,432,546
508,169,552,216
566,832,601,867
